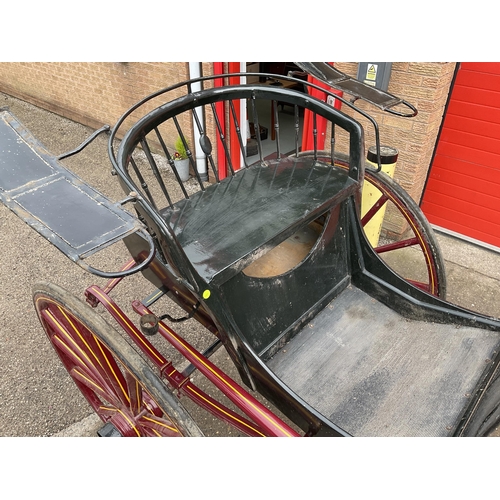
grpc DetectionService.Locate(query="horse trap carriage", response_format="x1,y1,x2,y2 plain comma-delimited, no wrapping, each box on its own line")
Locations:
1,62,500,437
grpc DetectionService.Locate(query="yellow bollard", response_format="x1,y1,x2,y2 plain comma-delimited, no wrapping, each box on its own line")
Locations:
361,146,399,247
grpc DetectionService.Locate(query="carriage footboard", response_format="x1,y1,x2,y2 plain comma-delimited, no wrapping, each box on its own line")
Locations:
266,285,500,436
0,110,153,278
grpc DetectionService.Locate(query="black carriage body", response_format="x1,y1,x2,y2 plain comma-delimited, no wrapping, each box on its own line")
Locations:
110,76,500,437
112,82,366,435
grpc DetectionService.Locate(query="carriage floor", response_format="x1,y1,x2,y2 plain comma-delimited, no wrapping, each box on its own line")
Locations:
266,285,500,436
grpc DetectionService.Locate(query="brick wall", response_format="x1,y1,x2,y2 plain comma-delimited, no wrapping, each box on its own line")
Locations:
0,61,455,208
0,62,190,131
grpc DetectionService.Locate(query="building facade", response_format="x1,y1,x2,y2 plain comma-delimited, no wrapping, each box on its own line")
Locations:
3,61,497,250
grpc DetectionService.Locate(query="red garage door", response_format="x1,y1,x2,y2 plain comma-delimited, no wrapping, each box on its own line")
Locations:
421,62,500,250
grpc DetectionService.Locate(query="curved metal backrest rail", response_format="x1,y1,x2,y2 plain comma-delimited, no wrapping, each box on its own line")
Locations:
107,76,365,290
108,69,403,180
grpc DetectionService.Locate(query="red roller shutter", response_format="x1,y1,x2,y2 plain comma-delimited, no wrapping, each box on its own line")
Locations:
421,63,500,250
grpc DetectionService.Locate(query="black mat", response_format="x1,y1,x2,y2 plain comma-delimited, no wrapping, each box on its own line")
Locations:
267,285,500,436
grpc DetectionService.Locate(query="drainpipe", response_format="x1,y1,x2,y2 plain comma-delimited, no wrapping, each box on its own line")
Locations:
239,62,247,166
188,62,208,181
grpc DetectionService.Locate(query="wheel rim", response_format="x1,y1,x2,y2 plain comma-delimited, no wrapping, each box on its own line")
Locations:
34,295,183,437
361,168,445,297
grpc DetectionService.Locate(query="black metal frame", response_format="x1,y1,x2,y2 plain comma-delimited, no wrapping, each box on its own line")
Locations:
108,75,365,287
108,69,394,173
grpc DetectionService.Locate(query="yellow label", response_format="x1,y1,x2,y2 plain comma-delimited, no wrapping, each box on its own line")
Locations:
202,289,211,300
366,64,377,81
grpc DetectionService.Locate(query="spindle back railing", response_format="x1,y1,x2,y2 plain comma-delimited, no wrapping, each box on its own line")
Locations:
109,73,366,294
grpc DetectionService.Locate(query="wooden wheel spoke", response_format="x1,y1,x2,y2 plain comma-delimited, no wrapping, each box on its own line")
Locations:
358,166,446,298
374,236,419,254
361,193,389,226
138,414,181,437
125,371,142,414
98,405,141,437
56,305,105,370
51,333,123,405
92,335,131,407
98,405,121,419
407,279,431,292
42,307,130,407
142,392,163,417
70,365,123,408
43,309,100,374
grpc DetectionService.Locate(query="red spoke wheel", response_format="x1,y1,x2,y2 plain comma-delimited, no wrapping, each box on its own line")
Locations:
33,282,203,437
358,167,447,298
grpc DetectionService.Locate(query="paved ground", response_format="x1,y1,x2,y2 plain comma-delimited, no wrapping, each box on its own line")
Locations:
1,92,500,437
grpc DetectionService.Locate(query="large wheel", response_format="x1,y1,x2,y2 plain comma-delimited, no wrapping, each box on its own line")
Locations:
33,282,203,436
359,167,447,298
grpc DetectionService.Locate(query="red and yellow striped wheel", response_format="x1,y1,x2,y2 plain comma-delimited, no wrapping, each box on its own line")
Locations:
33,282,203,437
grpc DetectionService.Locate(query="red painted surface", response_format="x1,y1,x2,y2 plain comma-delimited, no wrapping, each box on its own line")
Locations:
85,285,300,436
213,62,227,179
421,63,500,248
228,62,242,171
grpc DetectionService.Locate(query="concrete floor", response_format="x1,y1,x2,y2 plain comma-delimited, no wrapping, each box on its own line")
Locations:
1,91,500,437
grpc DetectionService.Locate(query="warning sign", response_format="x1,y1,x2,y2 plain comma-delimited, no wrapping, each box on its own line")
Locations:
365,64,378,81
357,62,391,90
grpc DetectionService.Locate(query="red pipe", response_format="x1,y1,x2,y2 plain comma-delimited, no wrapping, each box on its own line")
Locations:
213,62,227,179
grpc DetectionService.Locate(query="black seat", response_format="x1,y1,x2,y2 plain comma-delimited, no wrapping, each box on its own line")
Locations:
160,156,358,286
